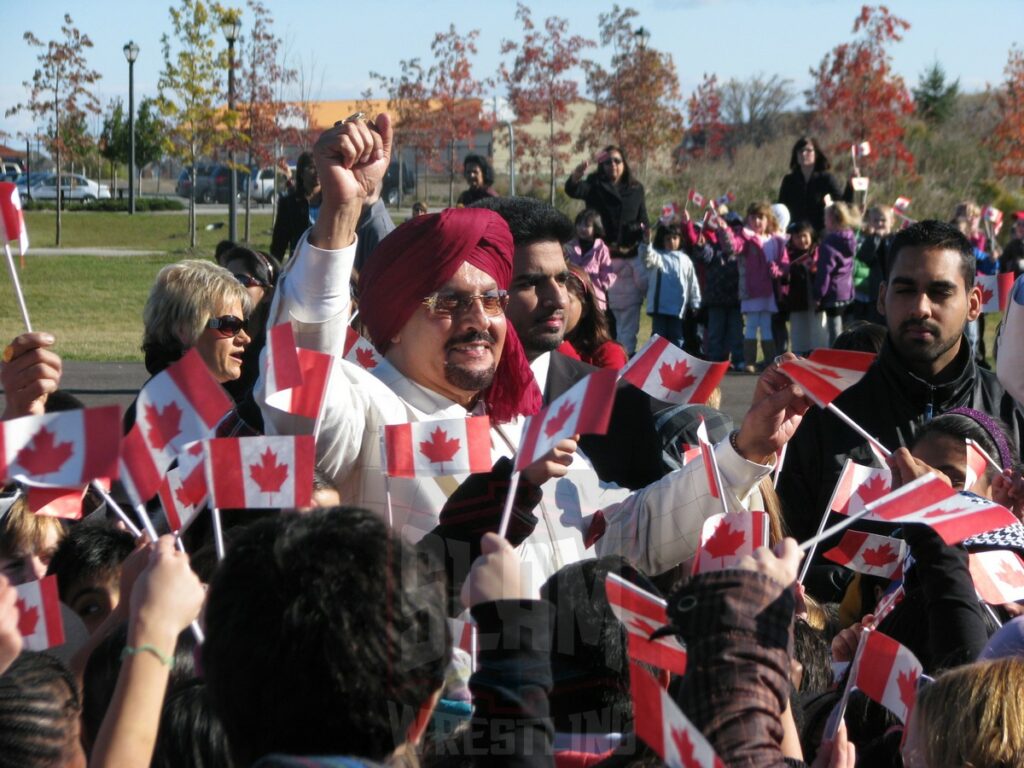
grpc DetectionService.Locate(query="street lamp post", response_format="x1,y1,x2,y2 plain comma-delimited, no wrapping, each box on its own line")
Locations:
123,41,139,215
222,17,241,242
634,26,651,50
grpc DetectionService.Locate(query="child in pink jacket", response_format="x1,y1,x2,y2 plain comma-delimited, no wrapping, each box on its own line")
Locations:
564,209,616,312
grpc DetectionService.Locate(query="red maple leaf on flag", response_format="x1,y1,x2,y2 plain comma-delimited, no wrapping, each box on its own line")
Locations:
856,474,890,505
994,559,1024,588
896,668,918,714
249,448,289,493
980,284,994,306
671,727,702,768
544,400,575,438
16,597,38,637
862,543,897,567
419,427,460,465
704,520,746,560
174,484,195,509
659,360,697,393
14,428,74,476
628,616,660,639
355,346,378,369
144,401,183,450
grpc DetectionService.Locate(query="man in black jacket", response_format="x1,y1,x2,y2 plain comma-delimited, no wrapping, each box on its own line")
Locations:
778,220,1024,552
472,196,667,490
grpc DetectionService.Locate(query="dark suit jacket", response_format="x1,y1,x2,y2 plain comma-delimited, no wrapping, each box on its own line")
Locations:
544,351,668,490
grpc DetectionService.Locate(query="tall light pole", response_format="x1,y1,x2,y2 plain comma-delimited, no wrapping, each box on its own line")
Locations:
634,26,651,50
222,16,241,242
123,41,139,215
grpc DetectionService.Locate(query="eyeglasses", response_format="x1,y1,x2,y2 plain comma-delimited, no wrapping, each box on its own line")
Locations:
603,157,624,165
422,290,509,318
233,273,268,289
206,315,249,337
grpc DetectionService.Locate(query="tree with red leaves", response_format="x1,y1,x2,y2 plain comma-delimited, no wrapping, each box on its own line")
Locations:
500,3,594,204
235,0,299,240
989,47,1024,181
8,14,101,246
579,5,682,176
424,24,488,207
685,73,728,161
807,5,915,178
372,58,434,200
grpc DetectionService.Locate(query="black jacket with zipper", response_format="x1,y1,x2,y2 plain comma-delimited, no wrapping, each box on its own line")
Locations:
777,335,1024,545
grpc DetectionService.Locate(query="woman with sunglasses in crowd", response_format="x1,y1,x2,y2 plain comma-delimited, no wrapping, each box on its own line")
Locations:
124,259,254,434
565,145,649,355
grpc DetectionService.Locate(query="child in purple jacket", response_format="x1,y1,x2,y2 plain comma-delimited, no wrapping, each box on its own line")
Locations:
816,202,859,345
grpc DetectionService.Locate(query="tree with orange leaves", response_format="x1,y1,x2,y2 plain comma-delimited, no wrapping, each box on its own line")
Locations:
685,73,729,161
500,3,594,204
807,5,915,178
989,47,1024,181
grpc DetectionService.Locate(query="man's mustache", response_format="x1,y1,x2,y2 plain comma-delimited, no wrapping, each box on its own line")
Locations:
446,330,496,349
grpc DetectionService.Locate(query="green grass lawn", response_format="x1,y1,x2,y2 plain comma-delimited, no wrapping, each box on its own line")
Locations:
22,210,274,254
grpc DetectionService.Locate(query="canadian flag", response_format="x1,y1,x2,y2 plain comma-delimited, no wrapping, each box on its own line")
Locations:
515,369,617,471
968,550,1024,605
982,205,1004,234
850,629,922,724
856,140,872,158
630,663,725,768
26,476,110,519
965,439,993,492
261,322,305,410
0,182,29,256
823,530,907,579
15,575,64,651
828,459,893,516
692,512,770,575
660,202,679,225
806,348,877,372
605,572,688,675
157,466,203,534
205,435,315,509
893,196,912,212
383,415,492,478
0,405,121,489
344,327,384,370
696,418,727,515
861,473,1017,545
713,192,736,207
119,349,233,505
976,272,1015,314
687,189,705,208
779,356,871,408
620,335,728,405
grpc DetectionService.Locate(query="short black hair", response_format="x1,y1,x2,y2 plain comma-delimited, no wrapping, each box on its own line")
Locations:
46,521,135,604
0,652,81,768
574,208,605,240
470,196,575,246
832,320,886,354
653,221,683,251
152,681,234,768
888,219,976,290
462,153,494,186
204,508,449,765
541,556,662,734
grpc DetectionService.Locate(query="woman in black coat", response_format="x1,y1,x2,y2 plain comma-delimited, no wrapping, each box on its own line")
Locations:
778,136,847,233
270,151,320,261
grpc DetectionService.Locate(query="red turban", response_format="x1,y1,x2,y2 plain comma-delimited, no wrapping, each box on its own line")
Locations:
357,207,541,424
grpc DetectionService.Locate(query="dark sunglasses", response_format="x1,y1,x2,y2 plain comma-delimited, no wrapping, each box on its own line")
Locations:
207,315,249,337
234,272,269,289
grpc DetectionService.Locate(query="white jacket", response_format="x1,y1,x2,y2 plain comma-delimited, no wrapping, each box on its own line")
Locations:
256,231,772,593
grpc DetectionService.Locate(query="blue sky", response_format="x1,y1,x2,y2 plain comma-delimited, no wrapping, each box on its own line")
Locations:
1,0,1019,139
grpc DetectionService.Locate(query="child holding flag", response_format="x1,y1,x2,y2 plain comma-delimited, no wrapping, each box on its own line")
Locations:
641,220,702,352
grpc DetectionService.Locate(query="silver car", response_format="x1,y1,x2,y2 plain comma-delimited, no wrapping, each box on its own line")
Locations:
29,173,112,202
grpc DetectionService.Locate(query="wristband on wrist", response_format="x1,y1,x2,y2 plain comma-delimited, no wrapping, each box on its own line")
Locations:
121,643,173,667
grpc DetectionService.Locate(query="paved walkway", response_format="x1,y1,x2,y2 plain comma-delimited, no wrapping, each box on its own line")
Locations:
30,248,167,257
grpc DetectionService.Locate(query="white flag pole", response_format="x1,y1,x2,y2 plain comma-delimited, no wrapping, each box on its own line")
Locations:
133,503,160,543
798,506,876,553
496,471,521,539
826,403,891,458
384,477,394,529
3,242,31,331
772,442,788,488
211,507,225,560
824,627,871,741
90,481,142,538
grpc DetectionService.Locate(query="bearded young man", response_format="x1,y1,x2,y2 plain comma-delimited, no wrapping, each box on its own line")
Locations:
778,220,1024,550
258,114,807,591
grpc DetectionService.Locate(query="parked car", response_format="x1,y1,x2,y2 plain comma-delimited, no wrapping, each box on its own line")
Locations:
381,159,416,206
247,165,293,203
30,173,111,202
175,164,239,204
1,161,22,181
